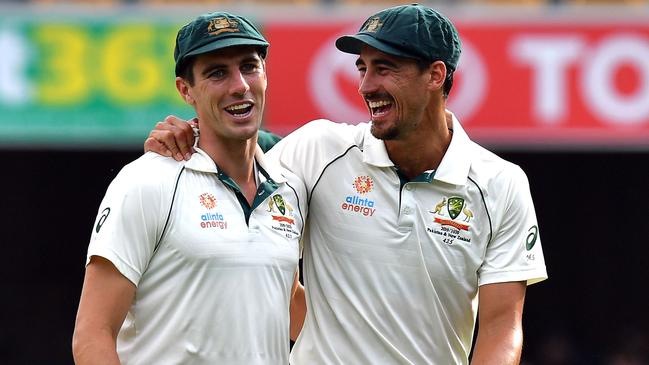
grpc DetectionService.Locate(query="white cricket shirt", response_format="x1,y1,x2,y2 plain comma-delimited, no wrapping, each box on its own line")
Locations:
268,116,547,365
86,147,307,364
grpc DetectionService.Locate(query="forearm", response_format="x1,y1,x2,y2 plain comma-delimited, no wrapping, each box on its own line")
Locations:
470,314,523,365
289,282,306,341
72,327,121,365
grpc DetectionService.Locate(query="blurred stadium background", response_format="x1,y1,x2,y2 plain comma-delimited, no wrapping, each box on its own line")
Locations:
1,0,648,364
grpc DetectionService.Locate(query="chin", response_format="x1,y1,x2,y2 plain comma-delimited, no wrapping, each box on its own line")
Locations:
237,125,261,140
232,130,257,142
370,124,399,141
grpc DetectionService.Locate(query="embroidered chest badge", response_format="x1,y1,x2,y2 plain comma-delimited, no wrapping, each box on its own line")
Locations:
267,194,299,239
427,196,474,245
267,194,295,224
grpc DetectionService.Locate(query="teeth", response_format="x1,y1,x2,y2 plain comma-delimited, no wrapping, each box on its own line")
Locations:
368,100,391,108
225,103,251,112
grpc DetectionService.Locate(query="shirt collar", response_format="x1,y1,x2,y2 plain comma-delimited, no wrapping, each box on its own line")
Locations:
254,145,287,184
361,112,473,186
361,123,396,168
184,145,288,184
434,112,472,186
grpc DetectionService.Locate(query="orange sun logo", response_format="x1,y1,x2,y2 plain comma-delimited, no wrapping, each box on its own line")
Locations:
199,193,217,209
353,175,374,194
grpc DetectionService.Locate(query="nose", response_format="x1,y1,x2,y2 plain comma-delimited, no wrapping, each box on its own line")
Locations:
358,71,377,96
230,71,250,96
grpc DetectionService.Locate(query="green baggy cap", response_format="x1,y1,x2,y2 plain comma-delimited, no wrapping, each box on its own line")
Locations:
335,4,461,70
174,12,269,76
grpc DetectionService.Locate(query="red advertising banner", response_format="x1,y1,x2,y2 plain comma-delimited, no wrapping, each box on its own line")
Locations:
264,19,649,148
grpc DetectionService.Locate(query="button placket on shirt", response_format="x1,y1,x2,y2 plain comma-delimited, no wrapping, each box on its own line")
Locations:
398,183,417,229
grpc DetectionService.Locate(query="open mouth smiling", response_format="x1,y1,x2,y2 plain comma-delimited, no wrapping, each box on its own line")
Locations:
225,102,253,117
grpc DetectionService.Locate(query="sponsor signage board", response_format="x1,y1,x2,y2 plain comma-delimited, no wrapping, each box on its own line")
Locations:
265,18,649,148
1,9,648,149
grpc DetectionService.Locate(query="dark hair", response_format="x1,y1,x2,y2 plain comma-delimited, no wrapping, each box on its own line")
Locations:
177,56,197,86
416,59,454,98
442,70,454,99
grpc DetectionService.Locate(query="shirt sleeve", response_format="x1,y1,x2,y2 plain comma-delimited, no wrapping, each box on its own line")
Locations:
478,165,548,286
86,157,173,286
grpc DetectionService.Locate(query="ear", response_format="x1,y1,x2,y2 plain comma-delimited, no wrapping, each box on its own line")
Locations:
175,77,195,105
427,61,447,93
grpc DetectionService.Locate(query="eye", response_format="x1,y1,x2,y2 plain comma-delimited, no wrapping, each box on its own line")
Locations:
377,66,389,75
241,62,260,74
208,69,226,79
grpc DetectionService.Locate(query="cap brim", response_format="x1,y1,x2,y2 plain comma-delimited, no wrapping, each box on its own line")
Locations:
335,34,416,60
186,37,269,58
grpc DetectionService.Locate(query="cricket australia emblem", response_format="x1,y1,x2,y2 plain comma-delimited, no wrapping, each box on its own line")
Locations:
427,196,474,245
446,197,463,219
267,194,299,239
207,17,240,36
362,17,383,33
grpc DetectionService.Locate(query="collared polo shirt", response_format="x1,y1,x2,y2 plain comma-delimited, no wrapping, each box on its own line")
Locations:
86,146,307,364
268,116,547,365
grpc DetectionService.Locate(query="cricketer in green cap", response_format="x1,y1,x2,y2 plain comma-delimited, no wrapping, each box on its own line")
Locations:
174,11,269,77
72,9,308,365
336,4,461,71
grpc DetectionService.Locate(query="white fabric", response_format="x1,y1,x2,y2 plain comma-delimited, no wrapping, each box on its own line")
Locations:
267,116,547,365
86,147,307,365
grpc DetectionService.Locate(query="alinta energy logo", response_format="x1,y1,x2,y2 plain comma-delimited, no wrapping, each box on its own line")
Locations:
341,175,376,217
199,193,217,209
199,192,227,229
427,196,474,245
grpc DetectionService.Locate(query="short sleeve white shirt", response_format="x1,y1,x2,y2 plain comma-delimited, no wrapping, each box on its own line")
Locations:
268,115,547,365
87,147,307,365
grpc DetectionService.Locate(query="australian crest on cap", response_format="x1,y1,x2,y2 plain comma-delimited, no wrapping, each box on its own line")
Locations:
362,16,383,33
208,17,240,36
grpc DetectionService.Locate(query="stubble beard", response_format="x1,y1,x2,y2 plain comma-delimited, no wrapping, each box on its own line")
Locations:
370,123,400,141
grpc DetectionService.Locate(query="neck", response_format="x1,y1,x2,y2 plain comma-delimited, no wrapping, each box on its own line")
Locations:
384,109,453,180
198,132,258,204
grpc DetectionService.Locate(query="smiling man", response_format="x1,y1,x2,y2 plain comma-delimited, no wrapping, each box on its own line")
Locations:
145,5,547,364
72,12,307,364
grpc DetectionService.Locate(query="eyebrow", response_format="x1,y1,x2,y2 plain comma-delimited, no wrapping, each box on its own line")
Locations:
355,57,398,69
240,55,262,64
199,56,261,78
